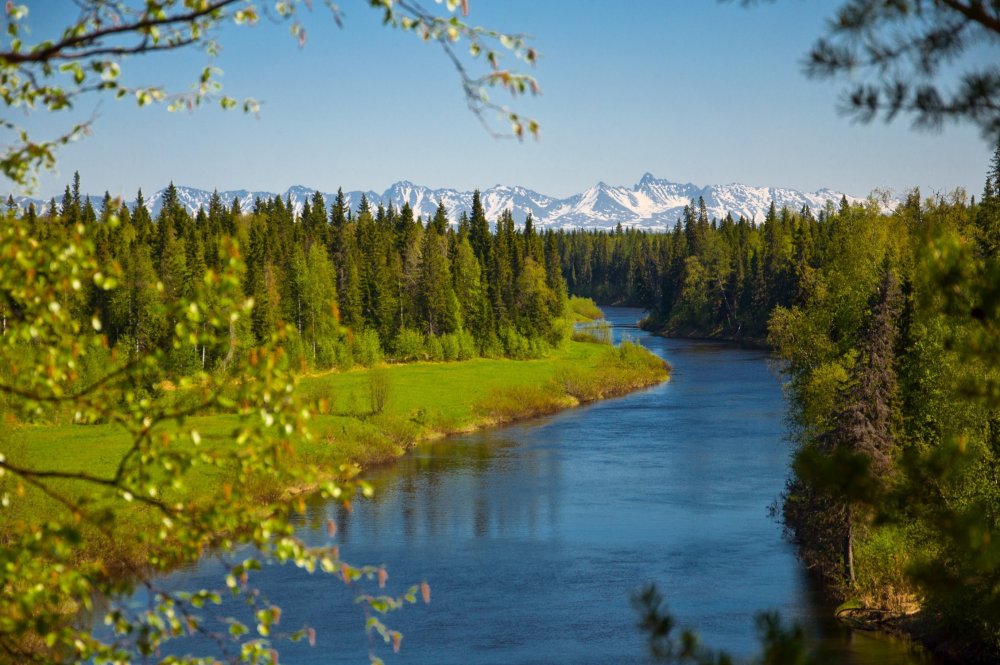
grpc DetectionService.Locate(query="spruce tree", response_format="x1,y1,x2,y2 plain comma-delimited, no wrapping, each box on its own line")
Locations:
468,189,491,268
418,224,458,335
430,200,449,235
819,265,902,585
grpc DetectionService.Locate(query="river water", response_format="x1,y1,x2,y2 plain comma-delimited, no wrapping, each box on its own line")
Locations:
135,307,930,664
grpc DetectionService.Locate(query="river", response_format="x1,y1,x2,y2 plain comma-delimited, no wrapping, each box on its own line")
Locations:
131,306,930,664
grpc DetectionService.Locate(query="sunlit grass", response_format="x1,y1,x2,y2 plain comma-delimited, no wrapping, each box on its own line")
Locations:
4,339,667,567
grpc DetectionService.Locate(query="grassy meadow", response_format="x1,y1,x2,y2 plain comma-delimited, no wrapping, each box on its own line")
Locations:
2,333,668,567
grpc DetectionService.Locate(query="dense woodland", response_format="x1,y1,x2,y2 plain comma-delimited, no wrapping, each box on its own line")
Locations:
561,144,1000,661
4,180,570,379
553,195,845,340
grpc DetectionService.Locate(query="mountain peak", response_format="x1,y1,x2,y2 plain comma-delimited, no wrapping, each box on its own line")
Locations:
9,176,878,231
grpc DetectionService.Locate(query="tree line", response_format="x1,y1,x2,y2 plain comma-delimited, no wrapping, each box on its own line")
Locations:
4,177,570,379
550,195,849,341
561,143,1000,661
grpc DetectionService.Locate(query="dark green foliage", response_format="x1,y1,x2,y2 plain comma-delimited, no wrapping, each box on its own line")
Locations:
765,171,1000,658
554,201,794,340
24,175,572,375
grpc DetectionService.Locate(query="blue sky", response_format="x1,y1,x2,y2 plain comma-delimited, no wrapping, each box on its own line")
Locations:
14,1,996,199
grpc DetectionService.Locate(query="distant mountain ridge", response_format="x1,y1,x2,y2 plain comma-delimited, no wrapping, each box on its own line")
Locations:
10,174,879,230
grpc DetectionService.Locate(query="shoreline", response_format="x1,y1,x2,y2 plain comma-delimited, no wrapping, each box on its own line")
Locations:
835,606,993,665
14,337,670,579
346,341,671,473
638,321,770,350
629,312,950,663
350,360,668,476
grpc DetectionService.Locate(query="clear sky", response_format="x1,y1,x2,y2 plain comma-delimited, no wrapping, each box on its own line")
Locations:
14,1,997,200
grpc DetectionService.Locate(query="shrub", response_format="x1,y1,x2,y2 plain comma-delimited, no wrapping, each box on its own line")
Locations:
456,329,478,360
352,329,383,367
368,369,392,415
393,328,425,362
314,336,343,370
280,328,303,358
165,341,200,376
545,317,573,348
479,332,504,359
561,341,669,402
371,413,419,451
853,525,921,612
334,340,354,370
425,334,445,361
500,325,536,359
439,333,460,361
568,295,604,321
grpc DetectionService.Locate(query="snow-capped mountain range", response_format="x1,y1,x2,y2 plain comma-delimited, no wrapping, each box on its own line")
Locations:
10,174,879,230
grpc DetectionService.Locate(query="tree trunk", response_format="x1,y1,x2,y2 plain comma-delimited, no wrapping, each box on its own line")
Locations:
844,505,855,586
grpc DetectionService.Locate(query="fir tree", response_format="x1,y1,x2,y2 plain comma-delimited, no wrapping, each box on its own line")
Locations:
418,224,458,335
430,200,449,235
818,266,902,585
469,189,491,267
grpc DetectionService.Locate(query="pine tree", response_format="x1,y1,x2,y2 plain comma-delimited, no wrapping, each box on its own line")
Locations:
430,200,449,235
251,263,280,345
819,265,902,585
357,193,371,217
158,223,188,312
524,213,544,263
490,212,514,325
132,189,153,245
108,245,164,355
61,185,74,225
336,221,364,331
401,222,425,329
305,190,328,248
452,236,484,335
468,189,491,268
302,243,338,365
418,224,458,335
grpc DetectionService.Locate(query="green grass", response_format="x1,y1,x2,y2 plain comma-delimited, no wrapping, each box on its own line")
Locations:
12,340,665,478
3,339,667,567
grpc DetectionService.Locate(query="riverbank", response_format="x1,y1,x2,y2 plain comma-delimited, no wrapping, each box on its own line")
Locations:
836,603,994,664
294,336,669,469
6,337,668,569
630,311,946,663
638,315,770,349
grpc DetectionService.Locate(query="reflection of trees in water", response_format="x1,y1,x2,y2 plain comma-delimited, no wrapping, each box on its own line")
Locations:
316,431,564,546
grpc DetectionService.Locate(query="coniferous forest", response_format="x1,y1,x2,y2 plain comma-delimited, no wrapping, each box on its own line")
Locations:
5,178,570,376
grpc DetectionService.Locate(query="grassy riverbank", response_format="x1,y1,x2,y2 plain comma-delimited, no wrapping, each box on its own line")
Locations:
3,337,668,567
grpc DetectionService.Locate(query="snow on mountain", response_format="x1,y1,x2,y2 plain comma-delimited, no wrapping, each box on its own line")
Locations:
8,174,881,230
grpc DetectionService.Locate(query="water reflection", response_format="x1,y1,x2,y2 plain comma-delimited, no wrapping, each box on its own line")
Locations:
313,431,564,549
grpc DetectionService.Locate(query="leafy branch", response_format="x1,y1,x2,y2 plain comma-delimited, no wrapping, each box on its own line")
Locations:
0,0,541,191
